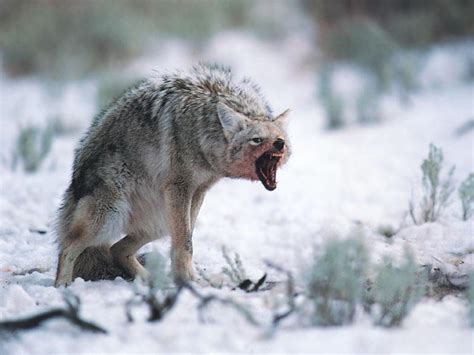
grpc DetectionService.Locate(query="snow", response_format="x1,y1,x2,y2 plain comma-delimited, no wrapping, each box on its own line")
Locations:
1,32,473,354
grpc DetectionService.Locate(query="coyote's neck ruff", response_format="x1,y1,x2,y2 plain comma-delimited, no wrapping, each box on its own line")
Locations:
55,64,291,286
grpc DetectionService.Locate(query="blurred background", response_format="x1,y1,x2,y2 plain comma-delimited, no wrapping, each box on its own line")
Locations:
1,4,473,351
0,0,473,172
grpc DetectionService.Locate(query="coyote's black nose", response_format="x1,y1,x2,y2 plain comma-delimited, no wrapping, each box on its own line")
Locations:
273,138,285,151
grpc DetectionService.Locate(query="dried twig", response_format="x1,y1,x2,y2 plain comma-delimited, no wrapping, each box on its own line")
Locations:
126,286,182,323
222,246,246,284
0,292,107,334
182,282,260,326
126,279,261,326
221,246,268,292
264,261,297,328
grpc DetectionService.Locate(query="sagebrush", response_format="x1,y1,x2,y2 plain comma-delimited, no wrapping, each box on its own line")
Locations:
305,237,368,326
0,0,283,78
364,248,425,327
458,173,474,221
318,66,345,130
295,233,428,328
409,144,455,224
468,273,474,327
16,125,54,172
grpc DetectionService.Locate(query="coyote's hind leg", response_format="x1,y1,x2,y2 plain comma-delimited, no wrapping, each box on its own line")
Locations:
55,194,123,287
55,224,90,287
110,233,154,281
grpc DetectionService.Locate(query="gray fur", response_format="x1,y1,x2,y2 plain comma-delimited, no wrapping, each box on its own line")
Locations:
55,63,291,286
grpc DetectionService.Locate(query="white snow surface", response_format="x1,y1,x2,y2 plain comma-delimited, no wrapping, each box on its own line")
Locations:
1,33,473,354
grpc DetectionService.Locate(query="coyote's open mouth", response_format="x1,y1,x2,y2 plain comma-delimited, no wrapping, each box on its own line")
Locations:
255,151,283,191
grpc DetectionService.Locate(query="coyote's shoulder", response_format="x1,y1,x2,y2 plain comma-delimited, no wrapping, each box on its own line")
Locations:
55,63,291,286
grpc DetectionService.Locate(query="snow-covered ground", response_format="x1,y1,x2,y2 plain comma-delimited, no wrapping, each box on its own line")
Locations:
1,33,473,354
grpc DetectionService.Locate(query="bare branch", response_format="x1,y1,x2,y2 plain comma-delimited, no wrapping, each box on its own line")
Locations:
264,261,297,328
182,282,260,326
0,292,107,334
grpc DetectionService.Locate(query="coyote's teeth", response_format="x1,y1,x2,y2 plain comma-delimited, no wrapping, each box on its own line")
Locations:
255,150,283,191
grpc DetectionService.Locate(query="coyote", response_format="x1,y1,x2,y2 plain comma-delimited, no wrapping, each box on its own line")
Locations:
55,64,291,287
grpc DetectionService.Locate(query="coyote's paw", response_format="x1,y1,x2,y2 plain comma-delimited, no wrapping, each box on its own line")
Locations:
54,276,73,288
172,256,196,285
173,266,196,284
171,248,195,283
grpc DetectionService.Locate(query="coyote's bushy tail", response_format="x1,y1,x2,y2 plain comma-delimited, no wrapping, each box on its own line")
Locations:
55,186,77,247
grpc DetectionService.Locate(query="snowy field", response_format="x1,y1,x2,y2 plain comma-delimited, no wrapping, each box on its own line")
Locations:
0,33,473,354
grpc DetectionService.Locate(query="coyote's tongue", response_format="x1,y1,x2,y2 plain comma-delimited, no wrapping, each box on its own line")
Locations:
256,151,281,191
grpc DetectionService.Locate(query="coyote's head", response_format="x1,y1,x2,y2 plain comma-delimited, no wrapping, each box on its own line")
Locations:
217,102,291,191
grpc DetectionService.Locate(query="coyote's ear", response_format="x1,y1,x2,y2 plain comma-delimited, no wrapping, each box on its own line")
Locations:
217,102,248,140
273,109,290,126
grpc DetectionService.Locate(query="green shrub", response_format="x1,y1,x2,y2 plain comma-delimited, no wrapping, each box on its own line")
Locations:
323,19,398,91
0,0,283,78
315,18,422,129
365,248,425,327
356,84,381,124
16,125,54,172
324,94,344,130
468,272,474,327
299,237,426,328
326,19,420,99
221,246,248,285
384,11,436,47
318,66,345,130
365,250,426,327
305,237,368,326
1,1,145,78
144,252,172,292
303,0,474,47
458,173,474,221
409,144,455,224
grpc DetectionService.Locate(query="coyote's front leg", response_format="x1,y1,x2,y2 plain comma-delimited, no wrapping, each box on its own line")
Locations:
164,182,195,283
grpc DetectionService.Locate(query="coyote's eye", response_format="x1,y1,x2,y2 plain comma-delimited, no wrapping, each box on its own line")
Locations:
250,137,264,145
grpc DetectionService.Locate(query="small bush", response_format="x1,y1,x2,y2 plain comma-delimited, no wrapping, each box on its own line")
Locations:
365,248,425,327
126,251,178,322
318,66,345,130
468,272,474,327
323,19,398,92
144,252,171,292
356,85,381,124
316,25,421,129
409,144,455,224
0,0,284,79
295,234,426,329
221,246,247,285
322,94,345,130
458,173,474,221
0,1,145,78
16,125,54,172
305,237,368,326
303,0,474,48
391,52,421,103
322,18,420,99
